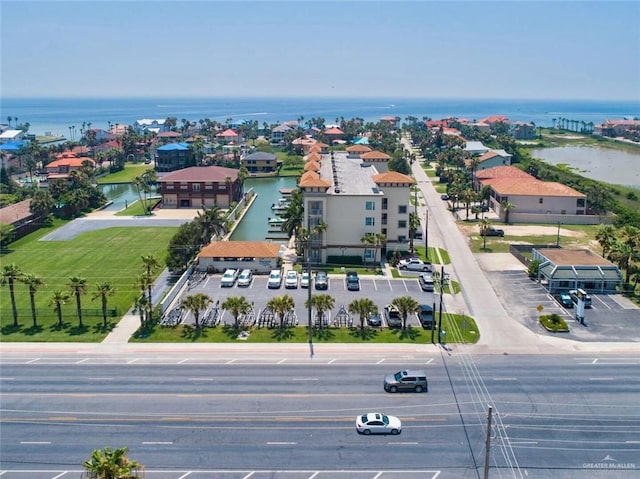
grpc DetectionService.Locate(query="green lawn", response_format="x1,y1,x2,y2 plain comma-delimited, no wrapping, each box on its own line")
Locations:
96,163,153,184
132,313,479,344
1,225,177,341
115,198,161,216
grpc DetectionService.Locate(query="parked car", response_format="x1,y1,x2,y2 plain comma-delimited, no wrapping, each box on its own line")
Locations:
355,412,402,435
384,370,428,393
284,270,298,289
220,269,239,287
267,269,282,289
441,194,449,200
300,271,310,288
413,229,423,239
398,257,432,272
554,291,573,308
237,269,253,287
346,271,360,291
366,312,382,327
480,227,505,237
569,288,592,308
314,271,328,290
383,304,402,328
416,304,435,329
480,203,490,212
418,272,435,291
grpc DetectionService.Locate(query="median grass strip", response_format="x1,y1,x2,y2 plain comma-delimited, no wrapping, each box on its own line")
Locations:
132,314,479,344
1,226,177,341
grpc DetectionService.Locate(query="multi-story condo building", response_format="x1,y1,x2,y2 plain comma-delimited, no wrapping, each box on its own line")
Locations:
298,150,414,264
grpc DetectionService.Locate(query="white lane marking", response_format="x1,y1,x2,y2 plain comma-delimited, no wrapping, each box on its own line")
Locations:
376,359,385,364
425,358,434,365
308,473,320,479
52,473,68,479
178,472,192,479
26,358,40,364
127,358,138,364
20,441,51,444
589,377,614,381
266,442,297,445
277,358,287,364
87,377,113,381
75,358,89,364
226,359,236,364
492,378,518,381
241,472,255,479
188,378,213,381
328,359,336,364
142,441,173,445
292,378,318,381
592,358,598,364
178,359,189,364
391,442,418,445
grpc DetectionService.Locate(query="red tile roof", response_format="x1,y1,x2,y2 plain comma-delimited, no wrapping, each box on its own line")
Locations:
198,241,281,259
216,129,239,137
360,150,391,160
158,166,239,182
47,157,95,168
298,171,331,188
303,160,321,171
479,115,509,124
372,172,415,185
345,145,372,153
475,165,533,180
485,178,585,197
324,127,344,135
157,131,183,138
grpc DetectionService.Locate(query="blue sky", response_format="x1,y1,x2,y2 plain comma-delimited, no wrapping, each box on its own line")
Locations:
2,1,639,100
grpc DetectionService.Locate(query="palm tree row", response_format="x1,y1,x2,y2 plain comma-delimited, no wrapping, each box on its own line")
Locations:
178,291,421,332
595,224,640,288
1,263,117,328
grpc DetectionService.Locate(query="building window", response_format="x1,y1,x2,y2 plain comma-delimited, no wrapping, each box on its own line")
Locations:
205,182,213,190
398,220,407,228
381,213,387,225
219,183,226,190
382,198,388,210
539,197,543,204
398,205,407,214
193,184,200,192
577,198,585,207
166,184,174,190
365,201,375,211
365,217,375,226
180,182,188,190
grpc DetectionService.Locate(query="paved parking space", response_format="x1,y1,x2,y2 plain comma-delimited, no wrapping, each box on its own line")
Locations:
485,270,640,342
181,274,436,330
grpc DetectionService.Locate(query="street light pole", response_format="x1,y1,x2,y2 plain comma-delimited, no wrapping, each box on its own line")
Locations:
556,221,561,247
438,265,445,343
425,209,429,261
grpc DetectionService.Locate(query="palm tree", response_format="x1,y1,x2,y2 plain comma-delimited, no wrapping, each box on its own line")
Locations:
131,175,148,214
479,217,491,250
267,294,296,329
195,205,227,244
92,281,116,328
49,289,70,327
305,293,335,329
141,254,161,318
221,296,252,329
21,273,45,327
595,224,617,259
67,276,88,327
348,298,378,330
134,273,153,324
501,201,515,224
1,263,23,326
462,188,476,220
82,446,144,479
391,295,420,330
361,232,386,266
408,211,421,253
181,293,212,328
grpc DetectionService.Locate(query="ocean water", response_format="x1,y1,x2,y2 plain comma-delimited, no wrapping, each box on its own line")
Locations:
2,97,639,137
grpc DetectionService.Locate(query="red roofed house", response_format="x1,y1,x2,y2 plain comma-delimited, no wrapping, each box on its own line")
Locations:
196,241,282,273
215,129,242,145
475,165,601,224
479,115,510,125
323,127,344,142
158,165,242,209
46,153,95,180
298,150,415,264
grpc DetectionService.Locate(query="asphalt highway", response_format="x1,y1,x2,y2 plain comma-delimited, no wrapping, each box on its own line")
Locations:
1,351,638,478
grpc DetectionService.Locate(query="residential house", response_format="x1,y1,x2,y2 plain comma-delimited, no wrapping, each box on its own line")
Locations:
156,142,190,172
85,129,116,143
196,241,282,273
271,123,295,144
360,150,392,172
156,131,183,144
533,248,622,293
298,150,414,264
593,119,640,137
134,119,170,135
216,129,242,145
242,151,278,173
469,150,512,171
45,153,95,180
0,129,25,144
345,144,372,158
379,116,399,128
464,141,490,156
158,165,241,209
0,199,40,241
475,165,598,224
510,121,536,140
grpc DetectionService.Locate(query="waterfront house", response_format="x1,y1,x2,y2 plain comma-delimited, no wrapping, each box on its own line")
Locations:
469,150,512,171
464,141,491,156
156,142,190,172
216,129,242,145
533,248,622,293
134,119,169,135
0,129,25,144
510,121,536,140
158,165,241,209
46,153,95,180
475,165,598,224
0,199,40,241
271,123,295,144
196,241,282,274
298,150,414,264
241,151,278,173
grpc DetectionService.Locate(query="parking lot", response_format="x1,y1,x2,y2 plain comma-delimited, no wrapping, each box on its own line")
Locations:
486,269,640,342
169,272,437,330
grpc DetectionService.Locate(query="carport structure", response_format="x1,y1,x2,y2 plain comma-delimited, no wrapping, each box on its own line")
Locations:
533,248,622,293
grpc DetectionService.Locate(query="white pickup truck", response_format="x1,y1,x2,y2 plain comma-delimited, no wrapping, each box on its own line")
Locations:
398,258,433,272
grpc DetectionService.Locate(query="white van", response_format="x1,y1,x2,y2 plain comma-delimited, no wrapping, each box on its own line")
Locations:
569,288,592,308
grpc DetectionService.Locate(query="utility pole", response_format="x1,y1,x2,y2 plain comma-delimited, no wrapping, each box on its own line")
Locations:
483,406,493,479
425,209,429,261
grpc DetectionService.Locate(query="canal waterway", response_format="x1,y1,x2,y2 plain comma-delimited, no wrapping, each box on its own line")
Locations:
530,146,640,189
231,176,298,242
98,183,143,211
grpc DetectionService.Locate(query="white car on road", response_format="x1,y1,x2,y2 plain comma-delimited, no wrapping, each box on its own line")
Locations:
355,412,402,435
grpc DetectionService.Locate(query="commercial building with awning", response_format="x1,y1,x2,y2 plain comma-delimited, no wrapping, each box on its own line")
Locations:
533,248,622,293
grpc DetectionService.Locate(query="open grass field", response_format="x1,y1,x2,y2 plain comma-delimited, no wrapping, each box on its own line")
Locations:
132,312,479,344
96,162,152,184
1,224,177,341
